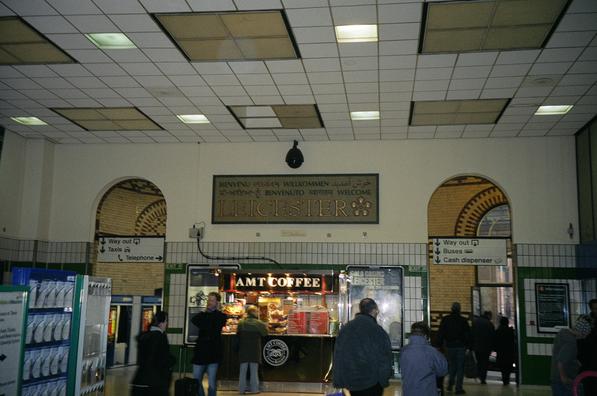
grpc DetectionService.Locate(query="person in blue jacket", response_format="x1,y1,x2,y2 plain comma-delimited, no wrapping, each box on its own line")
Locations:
400,321,448,396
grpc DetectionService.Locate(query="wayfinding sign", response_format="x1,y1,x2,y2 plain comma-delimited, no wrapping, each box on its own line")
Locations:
97,236,165,262
431,238,507,265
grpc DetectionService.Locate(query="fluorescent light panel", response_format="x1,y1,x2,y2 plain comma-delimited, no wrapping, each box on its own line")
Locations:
335,25,378,43
155,11,298,61
86,33,136,49
351,111,380,121
0,17,75,64
11,116,47,125
535,105,573,115
421,0,568,53
177,114,210,124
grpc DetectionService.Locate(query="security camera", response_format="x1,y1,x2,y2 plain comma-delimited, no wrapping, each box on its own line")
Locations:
285,140,304,169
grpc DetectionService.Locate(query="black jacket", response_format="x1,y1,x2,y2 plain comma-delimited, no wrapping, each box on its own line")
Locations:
333,314,394,391
191,310,228,365
494,325,516,369
437,313,470,349
132,328,175,396
472,316,495,352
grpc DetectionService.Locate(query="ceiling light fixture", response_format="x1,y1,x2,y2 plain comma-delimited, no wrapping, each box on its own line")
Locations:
177,114,210,124
11,116,47,125
350,111,380,121
85,33,136,49
535,105,573,115
335,25,378,43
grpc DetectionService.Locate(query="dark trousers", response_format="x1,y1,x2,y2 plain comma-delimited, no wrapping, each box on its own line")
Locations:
350,383,383,396
475,349,491,382
446,347,466,392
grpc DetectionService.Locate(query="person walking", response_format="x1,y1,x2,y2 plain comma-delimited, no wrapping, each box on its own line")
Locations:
131,311,175,396
400,321,448,396
472,311,495,384
333,298,393,396
237,305,268,394
493,316,516,385
437,302,471,394
578,300,597,396
550,315,592,396
192,292,228,396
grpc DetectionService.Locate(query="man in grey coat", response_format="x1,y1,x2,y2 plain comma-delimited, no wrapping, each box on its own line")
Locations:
400,321,448,396
333,298,393,396
237,305,268,394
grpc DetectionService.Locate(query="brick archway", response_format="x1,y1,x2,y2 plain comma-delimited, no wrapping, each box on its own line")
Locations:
455,186,509,236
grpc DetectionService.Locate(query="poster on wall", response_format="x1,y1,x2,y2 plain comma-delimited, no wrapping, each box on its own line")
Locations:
347,267,403,349
184,266,223,344
535,283,570,333
0,286,28,396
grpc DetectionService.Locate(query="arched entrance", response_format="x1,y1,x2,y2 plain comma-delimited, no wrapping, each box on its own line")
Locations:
93,178,167,295
428,175,514,333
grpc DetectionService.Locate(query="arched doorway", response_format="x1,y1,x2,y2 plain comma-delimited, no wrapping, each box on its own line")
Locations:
93,178,167,295
428,175,514,332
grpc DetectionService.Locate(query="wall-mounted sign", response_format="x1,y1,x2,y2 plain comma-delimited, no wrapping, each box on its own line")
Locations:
0,286,28,396
97,236,165,262
221,273,333,292
536,283,570,333
431,238,507,265
212,174,379,224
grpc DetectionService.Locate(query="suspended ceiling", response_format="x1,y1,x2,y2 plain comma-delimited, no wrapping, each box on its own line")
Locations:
0,0,596,144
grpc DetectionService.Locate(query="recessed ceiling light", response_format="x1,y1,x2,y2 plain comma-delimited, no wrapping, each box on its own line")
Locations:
177,114,210,124
535,105,573,115
350,111,380,121
85,33,136,49
11,116,47,125
335,25,378,43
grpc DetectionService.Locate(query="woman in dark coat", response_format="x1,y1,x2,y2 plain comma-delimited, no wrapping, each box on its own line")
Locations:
192,292,228,396
493,316,517,385
131,311,175,396
237,305,268,394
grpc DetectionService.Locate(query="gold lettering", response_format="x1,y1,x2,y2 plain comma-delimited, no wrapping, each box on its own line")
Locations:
319,200,332,217
288,200,301,216
256,201,266,217
273,199,279,217
335,200,348,217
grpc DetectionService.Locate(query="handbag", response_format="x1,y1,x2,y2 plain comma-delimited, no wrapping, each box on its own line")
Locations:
464,350,478,379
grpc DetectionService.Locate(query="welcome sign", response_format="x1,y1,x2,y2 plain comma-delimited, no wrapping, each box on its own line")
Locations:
212,174,379,224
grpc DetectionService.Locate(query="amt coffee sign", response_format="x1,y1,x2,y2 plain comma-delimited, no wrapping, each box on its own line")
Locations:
263,339,289,366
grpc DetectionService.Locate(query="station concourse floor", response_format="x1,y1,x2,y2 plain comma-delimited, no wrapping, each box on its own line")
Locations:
105,366,552,396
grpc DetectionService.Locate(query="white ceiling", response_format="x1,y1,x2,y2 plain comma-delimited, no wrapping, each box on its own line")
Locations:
0,0,596,144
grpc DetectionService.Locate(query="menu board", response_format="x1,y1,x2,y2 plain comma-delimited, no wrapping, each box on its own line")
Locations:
536,283,570,333
308,311,329,335
0,286,28,396
287,311,308,334
348,267,403,349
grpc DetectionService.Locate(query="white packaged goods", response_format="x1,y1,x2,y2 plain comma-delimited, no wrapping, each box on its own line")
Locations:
43,315,55,342
29,280,38,309
41,349,51,377
55,282,66,307
31,350,42,378
34,317,45,343
62,317,70,340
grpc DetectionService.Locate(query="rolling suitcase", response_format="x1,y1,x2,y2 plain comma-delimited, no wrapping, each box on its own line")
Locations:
175,347,199,396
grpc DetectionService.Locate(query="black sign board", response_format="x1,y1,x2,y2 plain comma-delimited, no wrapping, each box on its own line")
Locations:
221,273,335,293
535,283,570,333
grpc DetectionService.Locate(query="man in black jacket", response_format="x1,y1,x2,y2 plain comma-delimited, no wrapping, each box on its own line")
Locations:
192,292,228,396
472,311,495,384
437,302,470,395
131,311,175,396
333,298,393,396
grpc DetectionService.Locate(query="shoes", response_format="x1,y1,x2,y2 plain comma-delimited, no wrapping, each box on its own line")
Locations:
455,390,466,394
480,380,487,384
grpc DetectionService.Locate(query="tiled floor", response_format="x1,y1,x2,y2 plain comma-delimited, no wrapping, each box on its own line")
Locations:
105,366,551,396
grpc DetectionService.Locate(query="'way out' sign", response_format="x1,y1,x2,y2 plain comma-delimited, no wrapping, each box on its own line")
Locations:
97,236,165,263
431,238,507,266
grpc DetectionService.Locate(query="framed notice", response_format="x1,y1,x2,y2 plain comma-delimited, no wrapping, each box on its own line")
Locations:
212,173,379,224
535,283,570,333
347,266,403,349
0,286,29,396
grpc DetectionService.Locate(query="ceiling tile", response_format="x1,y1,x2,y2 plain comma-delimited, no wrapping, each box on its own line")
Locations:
417,54,457,68
1,0,58,16
378,40,418,55
308,71,343,84
23,16,77,33
379,23,420,41
331,5,377,24
456,52,498,67
93,0,146,13
378,3,422,24
285,8,333,27
187,0,236,11
452,66,492,79
228,61,268,74
299,43,339,58
138,0,191,12
65,15,119,33
108,14,161,32
293,27,336,44
47,0,102,15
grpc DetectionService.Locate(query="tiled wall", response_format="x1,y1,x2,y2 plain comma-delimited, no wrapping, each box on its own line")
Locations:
516,244,576,268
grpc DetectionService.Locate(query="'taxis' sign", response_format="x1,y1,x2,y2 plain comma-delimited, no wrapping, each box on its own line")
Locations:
97,236,165,263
